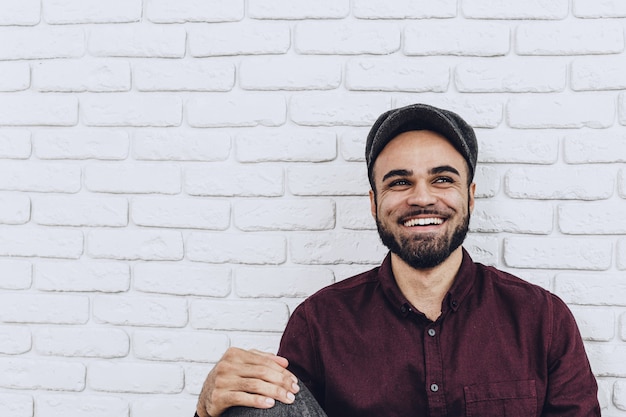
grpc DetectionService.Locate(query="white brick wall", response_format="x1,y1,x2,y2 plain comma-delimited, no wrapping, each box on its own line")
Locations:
0,2,624,416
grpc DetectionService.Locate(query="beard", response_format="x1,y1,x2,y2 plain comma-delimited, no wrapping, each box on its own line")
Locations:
376,205,470,269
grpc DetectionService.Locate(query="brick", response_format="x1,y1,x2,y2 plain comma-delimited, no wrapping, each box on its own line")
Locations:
456,58,566,93
555,273,626,306
504,238,612,270
88,229,183,261
185,165,283,197
620,239,626,270
508,95,614,129
93,295,187,327
134,263,231,297
584,343,626,376
188,94,286,127
34,129,129,160
291,231,387,265
622,169,626,198
82,94,182,127
34,327,129,358
619,93,626,127
0,226,83,259
191,300,289,331
516,21,624,55
236,129,336,162
574,0,626,17
0,358,85,390
463,0,568,19
404,21,509,56
394,96,504,128
229,333,282,353
0,293,89,324
337,196,376,230
0,393,32,417
564,130,626,163
340,128,368,162
505,166,614,200
616,380,626,411
147,0,243,23
0,0,40,25
44,0,141,23
0,27,84,59
135,60,234,92
132,398,196,417
236,266,334,298
35,261,130,292
89,25,185,58
596,379,612,413
0,259,31,290
249,0,348,19
0,326,31,354
85,163,181,194
0,130,30,159
290,94,390,126
134,330,228,362
559,202,626,234
474,166,500,198
353,0,456,19
0,193,30,225
187,232,286,265
296,21,400,55
240,57,341,91
37,395,127,417
346,58,450,92
0,161,81,192
234,198,335,231
132,196,230,230
569,307,615,341
621,312,626,341
0,95,77,126
471,201,553,234
288,164,371,196
188,22,290,57
477,129,559,164
89,361,183,393
0,62,29,91
184,364,212,395
33,195,127,227
572,56,626,91
33,60,130,92
133,130,231,161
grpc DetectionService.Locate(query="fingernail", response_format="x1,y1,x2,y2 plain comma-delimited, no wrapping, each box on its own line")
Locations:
292,382,300,392
265,398,275,406
287,392,295,402
291,376,298,384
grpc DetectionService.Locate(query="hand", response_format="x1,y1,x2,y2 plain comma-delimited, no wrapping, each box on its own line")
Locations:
196,347,300,417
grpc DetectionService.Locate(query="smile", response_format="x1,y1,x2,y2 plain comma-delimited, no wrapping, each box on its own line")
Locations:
403,217,444,227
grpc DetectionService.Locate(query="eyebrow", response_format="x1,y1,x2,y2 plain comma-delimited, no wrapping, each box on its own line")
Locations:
381,165,462,183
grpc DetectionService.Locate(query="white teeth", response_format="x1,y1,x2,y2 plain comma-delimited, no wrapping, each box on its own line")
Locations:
404,218,444,227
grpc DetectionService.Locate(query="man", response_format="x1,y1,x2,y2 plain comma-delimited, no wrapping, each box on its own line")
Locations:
196,103,600,417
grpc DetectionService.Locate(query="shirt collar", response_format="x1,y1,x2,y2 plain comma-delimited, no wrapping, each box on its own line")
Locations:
378,248,477,319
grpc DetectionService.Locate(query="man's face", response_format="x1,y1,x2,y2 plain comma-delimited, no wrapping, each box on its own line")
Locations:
369,130,476,270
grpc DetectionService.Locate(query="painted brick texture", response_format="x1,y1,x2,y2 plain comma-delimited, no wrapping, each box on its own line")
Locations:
0,2,623,416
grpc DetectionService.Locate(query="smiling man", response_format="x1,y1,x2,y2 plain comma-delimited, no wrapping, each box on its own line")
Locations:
195,104,600,417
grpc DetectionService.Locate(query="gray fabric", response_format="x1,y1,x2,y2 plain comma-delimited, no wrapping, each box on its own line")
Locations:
222,384,327,417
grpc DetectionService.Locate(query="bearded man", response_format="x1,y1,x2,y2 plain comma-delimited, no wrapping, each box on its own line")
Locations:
195,103,600,417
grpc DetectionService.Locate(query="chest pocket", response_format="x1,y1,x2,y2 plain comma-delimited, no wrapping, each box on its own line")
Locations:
464,379,537,417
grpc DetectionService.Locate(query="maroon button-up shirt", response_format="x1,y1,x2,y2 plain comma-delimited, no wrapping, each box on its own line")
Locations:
278,250,600,416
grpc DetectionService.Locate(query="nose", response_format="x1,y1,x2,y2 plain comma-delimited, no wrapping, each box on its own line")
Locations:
405,181,437,207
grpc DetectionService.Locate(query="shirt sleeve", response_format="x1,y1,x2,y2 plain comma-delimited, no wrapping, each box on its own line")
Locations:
542,294,601,416
277,301,325,407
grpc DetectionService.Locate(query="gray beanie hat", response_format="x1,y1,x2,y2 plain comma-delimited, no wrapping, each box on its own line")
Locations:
365,103,478,186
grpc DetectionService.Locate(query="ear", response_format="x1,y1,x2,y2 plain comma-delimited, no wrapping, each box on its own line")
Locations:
369,189,377,219
468,182,476,213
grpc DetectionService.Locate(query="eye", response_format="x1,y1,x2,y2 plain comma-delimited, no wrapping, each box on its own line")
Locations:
433,176,454,185
388,179,411,188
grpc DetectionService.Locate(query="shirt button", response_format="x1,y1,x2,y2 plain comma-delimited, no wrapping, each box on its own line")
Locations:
430,383,439,392
428,329,436,337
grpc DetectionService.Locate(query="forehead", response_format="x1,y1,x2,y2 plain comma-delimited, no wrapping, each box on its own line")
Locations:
373,130,469,178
